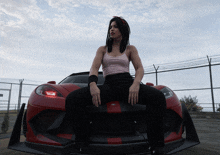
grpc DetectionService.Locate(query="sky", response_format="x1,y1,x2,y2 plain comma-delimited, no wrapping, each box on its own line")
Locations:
1,0,220,111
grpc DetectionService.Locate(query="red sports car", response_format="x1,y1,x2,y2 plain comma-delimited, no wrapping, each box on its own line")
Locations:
8,72,199,155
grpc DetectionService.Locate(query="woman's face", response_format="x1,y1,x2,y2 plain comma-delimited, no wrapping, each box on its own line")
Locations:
109,21,122,40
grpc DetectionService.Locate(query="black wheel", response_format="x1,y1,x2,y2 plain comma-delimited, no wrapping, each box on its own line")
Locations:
23,110,27,137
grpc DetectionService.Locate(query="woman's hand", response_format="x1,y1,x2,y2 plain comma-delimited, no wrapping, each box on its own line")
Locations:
128,83,140,105
90,82,101,107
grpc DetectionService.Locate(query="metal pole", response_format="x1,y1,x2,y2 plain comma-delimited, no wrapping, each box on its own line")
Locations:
153,64,159,85
17,79,24,113
207,56,215,116
7,84,12,114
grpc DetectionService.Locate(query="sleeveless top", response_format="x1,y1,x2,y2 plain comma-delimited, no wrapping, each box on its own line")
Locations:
102,50,130,78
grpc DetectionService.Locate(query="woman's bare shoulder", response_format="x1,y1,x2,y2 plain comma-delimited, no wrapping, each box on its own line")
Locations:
98,46,106,52
127,45,137,51
127,45,138,56
97,46,106,55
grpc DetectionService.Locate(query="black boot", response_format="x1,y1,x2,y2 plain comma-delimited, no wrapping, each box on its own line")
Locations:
150,146,164,155
71,134,90,152
75,134,90,146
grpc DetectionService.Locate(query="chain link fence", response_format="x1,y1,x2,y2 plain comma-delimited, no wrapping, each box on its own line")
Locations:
0,80,39,133
1,54,220,113
130,55,220,113
0,81,39,114
1,54,220,133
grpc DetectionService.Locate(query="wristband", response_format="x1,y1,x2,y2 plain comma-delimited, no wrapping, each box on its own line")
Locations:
88,75,98,87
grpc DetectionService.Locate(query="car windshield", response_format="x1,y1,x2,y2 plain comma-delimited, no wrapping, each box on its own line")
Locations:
59,74,105,85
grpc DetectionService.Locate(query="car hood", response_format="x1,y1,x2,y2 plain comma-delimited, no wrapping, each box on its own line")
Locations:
59,83,81,93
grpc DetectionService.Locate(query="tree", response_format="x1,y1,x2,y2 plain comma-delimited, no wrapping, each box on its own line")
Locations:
217,104,220,112
1,113,9,133
180,95,203,112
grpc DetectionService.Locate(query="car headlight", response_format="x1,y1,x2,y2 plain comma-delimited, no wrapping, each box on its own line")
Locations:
36,85,63,97
160,87,173,99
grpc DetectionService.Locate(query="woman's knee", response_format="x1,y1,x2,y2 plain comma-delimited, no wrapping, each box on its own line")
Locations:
65,90,82,109
66,88,93,109
157,91,166,105
65,92,75,110
140,86,165,105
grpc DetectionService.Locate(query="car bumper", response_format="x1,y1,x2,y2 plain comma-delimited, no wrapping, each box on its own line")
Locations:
8,103,200,155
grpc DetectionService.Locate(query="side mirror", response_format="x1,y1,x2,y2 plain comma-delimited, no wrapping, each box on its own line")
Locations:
47,81,56,84
146,82,154,86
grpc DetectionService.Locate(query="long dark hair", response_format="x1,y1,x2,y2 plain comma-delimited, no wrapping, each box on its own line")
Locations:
105,17,130,53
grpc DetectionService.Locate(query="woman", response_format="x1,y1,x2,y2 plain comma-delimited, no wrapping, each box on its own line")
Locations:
65,16,166,155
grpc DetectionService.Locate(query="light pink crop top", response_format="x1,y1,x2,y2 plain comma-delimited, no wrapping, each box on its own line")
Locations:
102,50,130,77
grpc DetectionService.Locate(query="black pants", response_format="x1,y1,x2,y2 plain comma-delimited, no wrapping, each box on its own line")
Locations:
65,73,166,147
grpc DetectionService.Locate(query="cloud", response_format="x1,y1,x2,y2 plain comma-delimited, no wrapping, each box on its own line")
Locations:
1,0,220,83
1,0,107,45
45,0,80,11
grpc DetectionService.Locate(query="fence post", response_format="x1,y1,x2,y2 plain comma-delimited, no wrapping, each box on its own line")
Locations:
7,84,12,114
153,64,159,85
17,79,24,114
207,56,216,116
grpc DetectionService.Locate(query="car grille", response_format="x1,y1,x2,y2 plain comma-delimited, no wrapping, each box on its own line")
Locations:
29,110,63,135
28,109,182,137
89,112,147,135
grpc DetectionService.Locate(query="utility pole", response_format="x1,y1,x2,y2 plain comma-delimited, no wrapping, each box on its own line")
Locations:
153,64,159,85
207,56,215,117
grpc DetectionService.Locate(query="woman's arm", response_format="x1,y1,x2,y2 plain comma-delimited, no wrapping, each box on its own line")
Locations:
89,46,105,77
130,45,144,84
89,46,105,107
128,45,144,105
